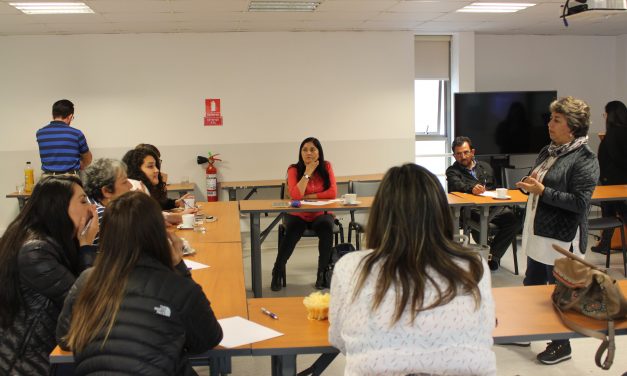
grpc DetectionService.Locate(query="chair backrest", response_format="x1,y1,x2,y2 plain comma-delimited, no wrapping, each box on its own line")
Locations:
502,167,531,189
349,180,380,196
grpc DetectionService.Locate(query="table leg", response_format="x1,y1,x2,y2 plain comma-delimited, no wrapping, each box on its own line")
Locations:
480,206,490,246
228,188,237,201
297,353,338,376
250,212,263,297
18,197,27,211
451,207,461,234
271,355,297,376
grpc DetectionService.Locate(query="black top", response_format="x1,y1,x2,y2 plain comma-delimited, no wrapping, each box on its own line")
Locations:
598,126,627,185
56,256,223,376
446,160,496,193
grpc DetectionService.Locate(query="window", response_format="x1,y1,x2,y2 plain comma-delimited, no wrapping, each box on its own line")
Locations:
413,37,452,188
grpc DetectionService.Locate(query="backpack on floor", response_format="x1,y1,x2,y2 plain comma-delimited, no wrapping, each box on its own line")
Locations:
324,243,356,287
551,244,627,370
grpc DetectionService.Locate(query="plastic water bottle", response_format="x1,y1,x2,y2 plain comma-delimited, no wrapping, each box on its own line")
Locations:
24,161,34,193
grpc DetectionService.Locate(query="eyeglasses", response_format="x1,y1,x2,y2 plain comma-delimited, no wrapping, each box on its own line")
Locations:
454,150,472,157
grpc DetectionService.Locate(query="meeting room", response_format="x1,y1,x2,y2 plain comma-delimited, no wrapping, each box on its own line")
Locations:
1,0,627,375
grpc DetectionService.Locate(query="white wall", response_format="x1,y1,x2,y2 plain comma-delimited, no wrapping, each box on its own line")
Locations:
475,34,627,168
0,31,416,231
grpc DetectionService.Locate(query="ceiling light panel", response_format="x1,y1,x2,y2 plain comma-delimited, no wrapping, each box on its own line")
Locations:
457,2,535,13
9,2,94,14
249,1,321,12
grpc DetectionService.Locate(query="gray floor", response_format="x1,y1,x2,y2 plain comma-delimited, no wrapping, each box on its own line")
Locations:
196,229,627,375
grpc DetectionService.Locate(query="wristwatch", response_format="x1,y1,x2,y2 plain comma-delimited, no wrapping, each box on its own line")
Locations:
303,174,310,180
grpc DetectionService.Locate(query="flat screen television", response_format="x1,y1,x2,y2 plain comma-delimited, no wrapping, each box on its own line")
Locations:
454,90,557,155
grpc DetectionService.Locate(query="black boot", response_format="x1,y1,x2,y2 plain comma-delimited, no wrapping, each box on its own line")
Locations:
314,270,328,290
271,264,286,292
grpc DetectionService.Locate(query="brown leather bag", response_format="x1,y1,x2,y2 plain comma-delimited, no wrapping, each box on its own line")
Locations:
551,244,627,370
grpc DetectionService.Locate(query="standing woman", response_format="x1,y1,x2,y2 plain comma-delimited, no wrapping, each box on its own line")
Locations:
592,100,627,253
271,137,337,291
56,192,223,375
0,176,98,375
516,96,599,365
329,164,495,375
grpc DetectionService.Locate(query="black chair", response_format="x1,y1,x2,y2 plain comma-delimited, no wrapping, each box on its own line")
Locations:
277,183,344,248
463,214,520,275
589,216,627,277
347,180,380,250
501,166,531,189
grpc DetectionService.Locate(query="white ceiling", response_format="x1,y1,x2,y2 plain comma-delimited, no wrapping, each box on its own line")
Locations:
0,0,626,36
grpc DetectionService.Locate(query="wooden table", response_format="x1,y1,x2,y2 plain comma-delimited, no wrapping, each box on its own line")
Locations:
449,185,627,246
248,297,337,376
173,202,242,243
7,182,197,210
239,198,374,297
221,174,384,201
248,281,627,376
449,189,529,246
493,280,627,343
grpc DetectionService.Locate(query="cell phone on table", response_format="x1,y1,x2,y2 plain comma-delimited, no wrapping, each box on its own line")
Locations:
80,217,93,237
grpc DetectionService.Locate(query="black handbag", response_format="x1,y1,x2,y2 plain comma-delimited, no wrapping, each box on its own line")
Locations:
324,243,356,286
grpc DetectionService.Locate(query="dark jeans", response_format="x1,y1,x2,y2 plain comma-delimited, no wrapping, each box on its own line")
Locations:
523,256,569,346
275,214,334,272
470,207,521,261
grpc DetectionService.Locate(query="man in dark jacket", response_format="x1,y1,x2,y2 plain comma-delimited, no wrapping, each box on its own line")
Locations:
446,136,521,271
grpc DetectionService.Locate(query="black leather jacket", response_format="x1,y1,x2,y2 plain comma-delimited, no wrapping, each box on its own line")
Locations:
531,144,599,252
0,237,94,375
446,160,496,193
56,256,223,376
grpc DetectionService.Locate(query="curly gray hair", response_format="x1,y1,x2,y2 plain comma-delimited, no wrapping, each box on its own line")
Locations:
83,158,127,202
550,96,590,138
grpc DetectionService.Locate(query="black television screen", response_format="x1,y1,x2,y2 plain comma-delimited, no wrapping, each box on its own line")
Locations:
454,91,557,155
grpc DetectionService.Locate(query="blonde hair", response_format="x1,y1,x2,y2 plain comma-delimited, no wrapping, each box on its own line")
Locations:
550,96,590,138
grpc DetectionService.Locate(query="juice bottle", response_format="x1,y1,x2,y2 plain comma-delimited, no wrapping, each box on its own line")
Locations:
24,161,34,193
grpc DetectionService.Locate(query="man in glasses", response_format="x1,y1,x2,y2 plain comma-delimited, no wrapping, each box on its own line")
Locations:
446,136,521,271
36,99,92,175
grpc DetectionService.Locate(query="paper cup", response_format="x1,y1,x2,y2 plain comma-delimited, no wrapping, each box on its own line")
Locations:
496,188,508,198
182,214,195,228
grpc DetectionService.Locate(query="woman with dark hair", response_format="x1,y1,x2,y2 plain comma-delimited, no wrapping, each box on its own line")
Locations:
0,176,98,375
329,164,495,375
56,192,223,375
271,137,337,291
516,96,599,365
592,100,627,254
122,147,192,211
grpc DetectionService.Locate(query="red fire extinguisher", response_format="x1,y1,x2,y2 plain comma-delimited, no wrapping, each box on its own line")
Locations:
205,152,222,202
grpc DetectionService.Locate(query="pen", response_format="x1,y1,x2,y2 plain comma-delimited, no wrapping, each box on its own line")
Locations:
80,218,93,237
261,307,279,320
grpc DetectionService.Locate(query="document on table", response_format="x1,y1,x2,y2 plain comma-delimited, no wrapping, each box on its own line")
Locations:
302,199,340,206
218,316,283,348
479,191,498,198
183,259,210,270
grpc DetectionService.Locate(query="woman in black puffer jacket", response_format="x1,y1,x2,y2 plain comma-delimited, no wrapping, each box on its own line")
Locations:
56,191,223,376
0,175,99,375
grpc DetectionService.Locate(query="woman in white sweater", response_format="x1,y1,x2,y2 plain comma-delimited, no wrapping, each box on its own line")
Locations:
329,164,496,376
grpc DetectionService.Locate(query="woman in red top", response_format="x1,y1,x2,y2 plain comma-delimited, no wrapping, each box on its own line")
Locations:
271,137,337,291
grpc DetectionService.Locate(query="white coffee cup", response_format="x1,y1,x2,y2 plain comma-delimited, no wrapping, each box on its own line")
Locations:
182,214,195,228
496,188,508,199
343,193,357,204
183,197,196,209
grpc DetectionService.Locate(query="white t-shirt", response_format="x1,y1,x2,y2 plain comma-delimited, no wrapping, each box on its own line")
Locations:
329,250,496,376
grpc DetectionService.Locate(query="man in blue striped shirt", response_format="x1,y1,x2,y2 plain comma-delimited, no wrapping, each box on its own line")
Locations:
36,99,92,174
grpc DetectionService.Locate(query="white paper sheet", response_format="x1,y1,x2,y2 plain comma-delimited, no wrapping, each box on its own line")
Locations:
479,191,498,198
217,316,283,348
183,259,210,270
301,200,337,206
